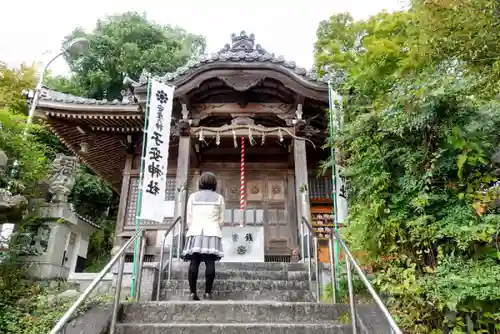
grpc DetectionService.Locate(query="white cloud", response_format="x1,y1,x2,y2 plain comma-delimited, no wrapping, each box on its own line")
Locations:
1,0,406,77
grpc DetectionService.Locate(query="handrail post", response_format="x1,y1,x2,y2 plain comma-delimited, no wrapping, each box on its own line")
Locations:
300,220,305,264
328,235,337,304
135,232,146,302
167,228,174,282
346,256,358,334
313,236,320,302
176,219,181,259
155,217,181,302
306,229,312,283
109,252,126,334
175,187,185,258
156,232,167,301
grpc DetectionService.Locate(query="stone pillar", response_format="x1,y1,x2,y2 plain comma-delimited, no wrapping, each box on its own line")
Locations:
174,136,191,237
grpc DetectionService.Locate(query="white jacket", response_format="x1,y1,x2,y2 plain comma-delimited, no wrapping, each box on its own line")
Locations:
185,190,225,238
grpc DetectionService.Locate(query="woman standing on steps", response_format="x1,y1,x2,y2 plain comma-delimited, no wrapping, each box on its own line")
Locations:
181,172,225,301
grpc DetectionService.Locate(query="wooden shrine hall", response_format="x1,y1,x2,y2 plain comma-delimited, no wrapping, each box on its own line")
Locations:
35,31,338,262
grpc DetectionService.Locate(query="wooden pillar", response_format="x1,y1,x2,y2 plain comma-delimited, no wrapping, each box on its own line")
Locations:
115,154,133,245
293,139,310,223
191,169,200,194
174,136,191,234
287,169,298,250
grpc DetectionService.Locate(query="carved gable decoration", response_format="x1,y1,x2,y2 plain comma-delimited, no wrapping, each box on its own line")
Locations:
219,74,263,91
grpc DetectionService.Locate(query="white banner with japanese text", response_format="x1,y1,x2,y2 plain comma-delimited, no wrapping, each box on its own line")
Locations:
139,79,175,223
335,164,348,225
331,88,348,225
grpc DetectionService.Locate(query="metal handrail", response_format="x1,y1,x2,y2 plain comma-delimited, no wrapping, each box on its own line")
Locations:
156,216,182,301
332,229,402,334
300,216,315,298
49,228,146,334
300,216,401,334
301,216,337,303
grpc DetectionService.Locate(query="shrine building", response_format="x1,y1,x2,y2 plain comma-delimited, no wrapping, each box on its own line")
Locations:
35,31,337,262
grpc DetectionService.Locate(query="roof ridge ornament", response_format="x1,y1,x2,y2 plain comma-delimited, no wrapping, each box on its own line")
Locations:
218,31,269,55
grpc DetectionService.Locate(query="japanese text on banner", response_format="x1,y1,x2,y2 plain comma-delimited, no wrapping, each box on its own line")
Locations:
331,90,348,225
335,165,348,225
140,80,175,223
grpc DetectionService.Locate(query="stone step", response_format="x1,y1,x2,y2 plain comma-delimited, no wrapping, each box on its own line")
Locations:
161,279,310,291
169,261,308,272
121,301,349,323
166,269,313,281
160,289,316,302
115,322,352,334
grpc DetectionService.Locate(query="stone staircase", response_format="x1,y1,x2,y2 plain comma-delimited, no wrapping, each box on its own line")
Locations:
115,262,355,333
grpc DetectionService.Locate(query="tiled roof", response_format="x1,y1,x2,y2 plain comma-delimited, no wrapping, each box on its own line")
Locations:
133,31,333,87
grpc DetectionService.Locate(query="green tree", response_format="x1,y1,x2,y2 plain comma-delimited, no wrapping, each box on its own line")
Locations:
0,109,50,195
315,4,500,332
58,12,206,99
0,63,51,193
69,165,113,219
0,62,37,114
48,13,207,270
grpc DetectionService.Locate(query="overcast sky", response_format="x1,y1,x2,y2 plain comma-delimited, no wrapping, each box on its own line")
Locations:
0,0,406,77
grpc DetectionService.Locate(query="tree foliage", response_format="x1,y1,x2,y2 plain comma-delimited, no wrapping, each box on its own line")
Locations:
0,62,37,114
0,63,51,193
57,12,206,100
69,165,113,220
315,1,500,332
0,109,50,195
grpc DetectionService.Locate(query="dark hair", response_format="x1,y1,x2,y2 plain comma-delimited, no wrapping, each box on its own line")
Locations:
199,172,218,191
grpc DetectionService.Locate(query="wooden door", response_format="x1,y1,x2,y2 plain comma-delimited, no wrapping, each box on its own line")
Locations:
202,166,293,256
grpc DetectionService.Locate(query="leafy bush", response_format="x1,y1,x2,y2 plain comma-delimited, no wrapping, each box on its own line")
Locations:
339,73,500,332
315,2,500,331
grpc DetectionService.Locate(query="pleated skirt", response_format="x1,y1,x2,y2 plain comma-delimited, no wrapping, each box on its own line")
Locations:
181,233,224,261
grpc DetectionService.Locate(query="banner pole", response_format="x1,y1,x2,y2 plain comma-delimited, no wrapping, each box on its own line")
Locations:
131,78,152,298
327,80,340,291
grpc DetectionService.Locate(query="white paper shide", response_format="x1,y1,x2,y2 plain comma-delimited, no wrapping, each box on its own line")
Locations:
139,80,175,223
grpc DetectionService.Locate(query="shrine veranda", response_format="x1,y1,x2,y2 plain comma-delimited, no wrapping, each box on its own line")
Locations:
36,31,340,262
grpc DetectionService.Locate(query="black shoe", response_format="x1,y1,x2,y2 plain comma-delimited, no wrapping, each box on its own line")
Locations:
203,293,213,300
189,293,200,301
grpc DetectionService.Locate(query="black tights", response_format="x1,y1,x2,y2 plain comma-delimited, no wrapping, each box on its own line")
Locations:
188,254,216,295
